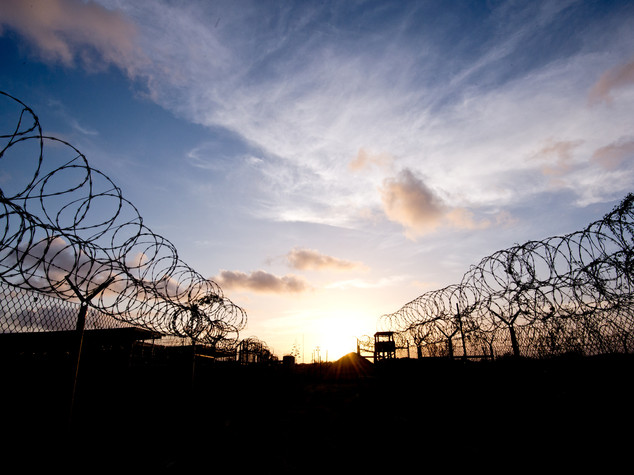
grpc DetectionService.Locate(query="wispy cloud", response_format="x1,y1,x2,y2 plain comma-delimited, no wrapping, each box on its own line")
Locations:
5,0,634,237
531,139,584,177
326,275,407,290
286,247,365,272
348,148,394,172
214,269,310,294
589,57,634,105
0,0,145,76
46,98,99,136
591,138,634,170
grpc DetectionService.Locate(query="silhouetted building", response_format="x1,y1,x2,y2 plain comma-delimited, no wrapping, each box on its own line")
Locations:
237,337,272,364
374,332,396,361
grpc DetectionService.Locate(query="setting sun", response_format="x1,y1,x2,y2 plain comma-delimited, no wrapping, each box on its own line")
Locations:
2,0,631,470
307,310,371,362
311,331,357,362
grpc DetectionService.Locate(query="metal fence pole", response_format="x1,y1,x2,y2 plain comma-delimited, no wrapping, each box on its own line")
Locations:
65,276,114,426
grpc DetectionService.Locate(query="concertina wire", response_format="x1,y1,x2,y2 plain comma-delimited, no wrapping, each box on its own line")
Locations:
377,192,634,357
0,91,246,347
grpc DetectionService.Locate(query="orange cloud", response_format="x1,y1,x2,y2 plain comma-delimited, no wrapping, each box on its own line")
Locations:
348,148,393,172
379,168,446,238
214,269,310,294
532,139,584,176
589,58,634,105
286,247,364,271
591,138,634,170
0,0,142,75
445,208,491,230
378,168,496,238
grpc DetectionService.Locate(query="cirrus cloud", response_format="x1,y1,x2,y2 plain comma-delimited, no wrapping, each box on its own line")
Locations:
591,138,634,170
348,148,394,172
531,139,584,177
589,57,634,105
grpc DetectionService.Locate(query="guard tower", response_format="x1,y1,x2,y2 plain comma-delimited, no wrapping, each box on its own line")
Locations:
374,331,396,362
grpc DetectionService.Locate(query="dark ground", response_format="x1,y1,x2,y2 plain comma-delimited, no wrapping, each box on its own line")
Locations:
2,351,632,473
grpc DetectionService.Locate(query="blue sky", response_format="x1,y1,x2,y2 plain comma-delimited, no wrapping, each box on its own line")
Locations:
2,0,634,360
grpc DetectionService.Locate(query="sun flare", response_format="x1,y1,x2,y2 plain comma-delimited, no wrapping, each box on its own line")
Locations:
307,311,371,362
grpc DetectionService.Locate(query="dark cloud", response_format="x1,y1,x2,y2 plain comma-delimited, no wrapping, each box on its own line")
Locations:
214,269,310,293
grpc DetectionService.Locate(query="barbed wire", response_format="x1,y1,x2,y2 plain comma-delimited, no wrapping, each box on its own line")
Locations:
237,336,273,364
0,91,246,346
378,194,634,359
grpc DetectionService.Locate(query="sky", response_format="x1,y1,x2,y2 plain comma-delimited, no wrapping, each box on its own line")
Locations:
1,0,634,361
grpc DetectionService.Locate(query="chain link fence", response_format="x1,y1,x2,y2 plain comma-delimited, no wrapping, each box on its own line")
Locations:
376,194,634,360
1,280,132,334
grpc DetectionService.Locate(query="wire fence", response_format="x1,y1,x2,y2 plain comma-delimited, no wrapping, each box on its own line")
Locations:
1,280,132,334
376,194,634,360
0,90,246,350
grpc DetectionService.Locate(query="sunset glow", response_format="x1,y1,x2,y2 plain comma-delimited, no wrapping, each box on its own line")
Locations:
1,0,634,359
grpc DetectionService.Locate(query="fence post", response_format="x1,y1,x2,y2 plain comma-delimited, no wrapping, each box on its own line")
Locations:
457,303,468,360
509,324,520,358
65,276,114,427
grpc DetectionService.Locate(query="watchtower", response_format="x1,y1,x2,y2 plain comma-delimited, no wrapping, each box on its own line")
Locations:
374,331,396,362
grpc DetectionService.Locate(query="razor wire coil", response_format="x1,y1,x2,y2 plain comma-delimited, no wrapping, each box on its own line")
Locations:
379,194,634,359
0,91,246,348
